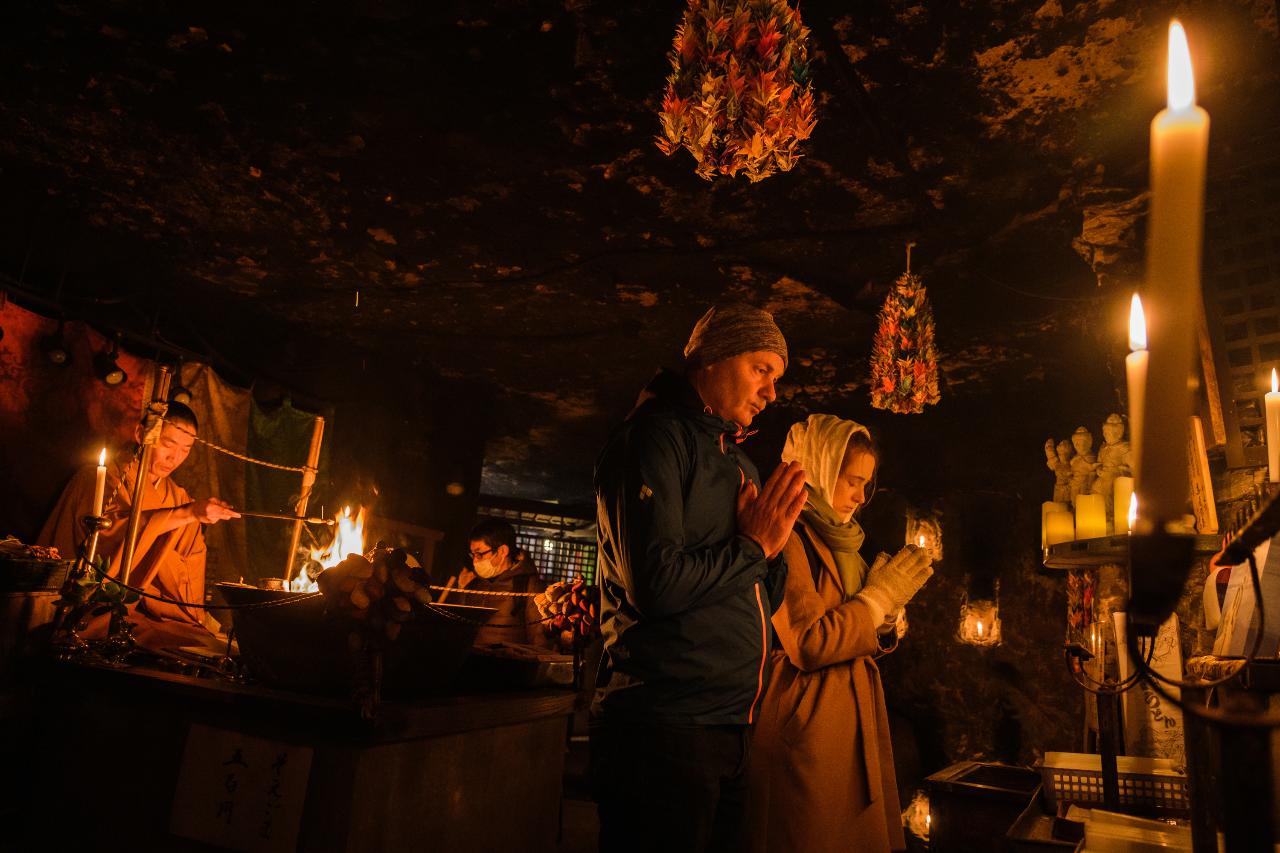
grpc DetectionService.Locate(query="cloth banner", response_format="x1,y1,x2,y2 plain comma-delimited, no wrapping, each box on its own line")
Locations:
172,362,251,585
244,399,329,584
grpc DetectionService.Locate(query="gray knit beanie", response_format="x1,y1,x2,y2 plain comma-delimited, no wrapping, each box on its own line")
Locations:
683,303,788,369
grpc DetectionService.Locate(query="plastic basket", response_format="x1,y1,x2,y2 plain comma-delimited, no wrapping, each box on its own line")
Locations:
1038,752,1189,818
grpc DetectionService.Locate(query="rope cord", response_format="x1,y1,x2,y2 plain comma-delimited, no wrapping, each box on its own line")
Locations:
191,433,317,474
430,585,542,598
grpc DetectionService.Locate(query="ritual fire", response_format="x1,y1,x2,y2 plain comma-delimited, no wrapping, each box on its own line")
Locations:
291,505,366,592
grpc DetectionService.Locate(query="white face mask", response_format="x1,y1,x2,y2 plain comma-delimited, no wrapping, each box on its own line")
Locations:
473,554,504,578
473,545,506,578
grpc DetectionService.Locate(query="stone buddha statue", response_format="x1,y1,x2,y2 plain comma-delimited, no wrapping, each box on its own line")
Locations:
1091,413,1132,519
1068,426,1098,505
1044,437,1074,504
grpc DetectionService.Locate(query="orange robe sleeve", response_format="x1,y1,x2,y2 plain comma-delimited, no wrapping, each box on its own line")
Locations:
38,460,208,628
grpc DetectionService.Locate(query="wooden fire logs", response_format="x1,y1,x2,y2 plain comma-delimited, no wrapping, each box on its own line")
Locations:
316,546,432,645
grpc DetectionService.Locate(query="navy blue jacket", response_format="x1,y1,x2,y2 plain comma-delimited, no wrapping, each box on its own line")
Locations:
592,370,787,726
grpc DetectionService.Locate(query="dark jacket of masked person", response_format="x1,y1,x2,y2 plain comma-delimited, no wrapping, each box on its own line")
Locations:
450,551,551,649
593,369,788,726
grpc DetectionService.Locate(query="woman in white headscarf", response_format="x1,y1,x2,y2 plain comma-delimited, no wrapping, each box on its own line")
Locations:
748,414,934,853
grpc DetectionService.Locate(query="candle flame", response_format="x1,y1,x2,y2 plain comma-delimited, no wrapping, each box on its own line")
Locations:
1272,367,1278,394
976,620,984,636
918,534,926,547
1167,20,1195,112
1129,293,1147,351
926,814,931,829
98,447,107,466
1128,492,1138,532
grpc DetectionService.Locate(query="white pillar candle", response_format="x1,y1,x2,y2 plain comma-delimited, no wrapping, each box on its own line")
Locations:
1075,493,1108,540
1113,477,1135,535
1126,295,1148,484
92,447,107,517
1137,20,1209,527
1045,510,1075,546
1266,367,1280,484
1042,501,1070,548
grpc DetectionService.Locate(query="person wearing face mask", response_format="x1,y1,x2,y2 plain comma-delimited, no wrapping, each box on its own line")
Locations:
747,414,933,853
443,518,551,649
38,402,239,652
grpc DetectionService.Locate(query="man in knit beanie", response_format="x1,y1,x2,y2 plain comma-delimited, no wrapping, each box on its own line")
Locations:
591,303,806,852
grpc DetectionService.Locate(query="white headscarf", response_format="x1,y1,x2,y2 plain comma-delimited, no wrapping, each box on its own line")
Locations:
782,414,875,597
781,414,871,520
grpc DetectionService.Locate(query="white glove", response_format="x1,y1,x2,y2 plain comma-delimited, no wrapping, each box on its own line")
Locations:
877,606,907,637
858,545,933,619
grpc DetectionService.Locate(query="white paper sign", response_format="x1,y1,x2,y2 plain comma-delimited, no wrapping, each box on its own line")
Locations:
1114,612,1185,766
1214,539,1280,657
169,723,313,852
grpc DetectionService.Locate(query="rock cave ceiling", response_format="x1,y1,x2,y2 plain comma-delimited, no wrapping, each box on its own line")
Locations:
2,1,1277,502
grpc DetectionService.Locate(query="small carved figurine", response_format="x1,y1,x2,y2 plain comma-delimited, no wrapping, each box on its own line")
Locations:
1091,413,1132,519
1045,438,1074,504
1068,426,1098,504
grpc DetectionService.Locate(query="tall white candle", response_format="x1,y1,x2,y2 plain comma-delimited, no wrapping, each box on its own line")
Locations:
92,447,107,517
1113,476,1135,535
1126,294,1148,483
1138,20,1209,527
1266,367,1280,483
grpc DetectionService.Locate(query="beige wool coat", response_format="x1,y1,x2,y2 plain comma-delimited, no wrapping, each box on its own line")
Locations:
748,520,905,853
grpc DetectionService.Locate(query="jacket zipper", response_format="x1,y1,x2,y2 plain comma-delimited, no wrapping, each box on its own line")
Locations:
723,432,767,723
748,581,768,724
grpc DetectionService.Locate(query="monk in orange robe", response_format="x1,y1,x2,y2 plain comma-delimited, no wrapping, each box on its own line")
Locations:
39,403,240,652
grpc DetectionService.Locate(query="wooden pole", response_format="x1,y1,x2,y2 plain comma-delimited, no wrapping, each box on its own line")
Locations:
284,415,325,583
118,365,172,582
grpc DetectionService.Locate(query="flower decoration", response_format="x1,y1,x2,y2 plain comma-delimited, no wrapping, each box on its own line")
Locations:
656,0,817,182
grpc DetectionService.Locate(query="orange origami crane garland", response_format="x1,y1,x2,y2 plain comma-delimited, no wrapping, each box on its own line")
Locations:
656,0,817,182
869,246,941,414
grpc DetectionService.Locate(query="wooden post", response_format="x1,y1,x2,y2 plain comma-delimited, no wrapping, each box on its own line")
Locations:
284,416,325,584
119,366,172,582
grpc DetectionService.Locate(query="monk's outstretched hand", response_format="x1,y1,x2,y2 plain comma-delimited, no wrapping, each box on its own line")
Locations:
189,497,241,524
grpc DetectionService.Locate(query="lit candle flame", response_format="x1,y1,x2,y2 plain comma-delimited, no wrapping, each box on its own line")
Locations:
917,534,926,547
98,447,107,466
1272,367,1278,395
1167,20,1195,112
926,814,931,829
1129,293,1147,352
976,620,984,637
1128,492,1138,533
